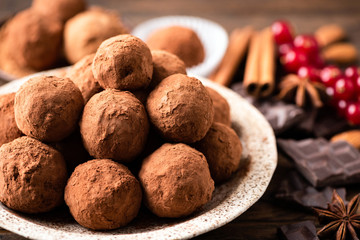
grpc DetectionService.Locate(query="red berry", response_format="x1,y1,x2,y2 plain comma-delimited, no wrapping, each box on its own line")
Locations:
346,102,360,125
345,66,360,81
293,35,319,57
311,55,325,69
281,49,308,73
336,99,350,117
320,65,342,87
297,66,320,82
278,43,294,56
355,76,360,93
271,21,293,45
332,77,355,101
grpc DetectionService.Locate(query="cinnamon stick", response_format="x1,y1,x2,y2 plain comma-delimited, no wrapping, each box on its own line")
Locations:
258,27,275,97
243,31,261,96
210,26,253,86
243,27,275,98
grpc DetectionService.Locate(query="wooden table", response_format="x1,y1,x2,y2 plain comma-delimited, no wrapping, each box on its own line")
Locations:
1,0,360,239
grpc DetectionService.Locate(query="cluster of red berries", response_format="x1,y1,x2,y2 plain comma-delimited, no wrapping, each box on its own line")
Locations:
271,20,360,125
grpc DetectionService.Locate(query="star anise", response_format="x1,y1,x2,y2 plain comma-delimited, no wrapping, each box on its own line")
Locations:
314,190,360,240
277,74,325,108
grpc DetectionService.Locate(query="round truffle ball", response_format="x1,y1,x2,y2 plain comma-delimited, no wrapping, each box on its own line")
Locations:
0,136,67,213
146,26,205,67
14,76,84,142
68,54,102,103
1,9,63,70
195,122,242,183
64,8,128,64
92,34,153,90
65,159,142,230
0,93,22,146
147,73,214,143
32,0,86,23
80,89,149,162
150,50,187,90
206,87,231,127
139,143,214,218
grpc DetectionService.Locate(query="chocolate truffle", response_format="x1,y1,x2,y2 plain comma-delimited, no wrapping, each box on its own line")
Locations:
0,93,22,146
92,34,153,90
206,87,231,127
0,136,67,213
80,89,149,162
195,122,242,183
146,26,205,67
64,8,129,64
65,159,142,230
150,50,187,90
14,76,84,142
32,0,86,23
68,54,102,103
139,143,214,218
0,9,63,70
147,73,214,143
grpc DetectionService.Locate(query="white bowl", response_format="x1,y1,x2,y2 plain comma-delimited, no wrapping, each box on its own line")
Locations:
0,70,277,240
132,16,228,77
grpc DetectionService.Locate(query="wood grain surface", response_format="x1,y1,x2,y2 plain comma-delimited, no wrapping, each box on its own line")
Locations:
0,0,360,239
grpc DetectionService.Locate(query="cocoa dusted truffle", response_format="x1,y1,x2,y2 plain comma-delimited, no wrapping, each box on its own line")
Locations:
206,87,231,127
0,93,22,146
150,50,187,90
0,9,63,70
0,136,67,213
146,26,205,67
32,0,86,23
14,76,84,142
147,73,213,143
139,143,214,218
64,8,129,64
65,159,142,230
80,89,149,163
68,54,102,103
92,34,153,90
195,122,242,183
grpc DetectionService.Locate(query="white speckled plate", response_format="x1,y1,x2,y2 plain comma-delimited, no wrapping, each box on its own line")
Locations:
0,69,277,240
131,16,229,77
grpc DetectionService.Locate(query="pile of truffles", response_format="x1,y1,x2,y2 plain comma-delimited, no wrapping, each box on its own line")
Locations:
0,33,243,230
0,0,128,77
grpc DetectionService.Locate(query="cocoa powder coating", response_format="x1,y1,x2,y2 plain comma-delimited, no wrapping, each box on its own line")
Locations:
0,136,67,213
146,73,214,143
150,50,187,90
65,159,142,230
0,9,63,70
206,87,231,127
195,122,242,183
68,54,102,103
80,89,149,162
64,8,129,64
32,0,86,23
0,93,22,146
14,76,84,142
139,143,214,218
146,26,205,67
92,34,153,90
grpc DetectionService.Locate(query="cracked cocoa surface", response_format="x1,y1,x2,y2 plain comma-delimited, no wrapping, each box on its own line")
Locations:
0,136,67,213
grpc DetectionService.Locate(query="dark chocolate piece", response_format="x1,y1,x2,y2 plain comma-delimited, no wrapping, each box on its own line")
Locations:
276,170,346,208
231,82,305,135
278,220,319,240
278,138,360,187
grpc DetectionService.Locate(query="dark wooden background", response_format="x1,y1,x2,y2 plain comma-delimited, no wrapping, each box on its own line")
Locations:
1,0,360,239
